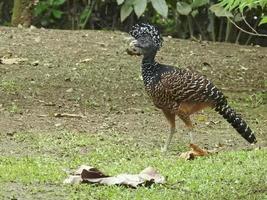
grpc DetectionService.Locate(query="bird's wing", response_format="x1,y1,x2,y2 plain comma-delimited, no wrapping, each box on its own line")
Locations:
159,68,223,104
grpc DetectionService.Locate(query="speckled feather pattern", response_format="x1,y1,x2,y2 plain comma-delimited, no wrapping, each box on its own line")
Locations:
129,23,163,50
142,63,224,110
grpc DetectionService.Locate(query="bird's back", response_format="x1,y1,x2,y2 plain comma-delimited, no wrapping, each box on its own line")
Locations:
144,63,226,111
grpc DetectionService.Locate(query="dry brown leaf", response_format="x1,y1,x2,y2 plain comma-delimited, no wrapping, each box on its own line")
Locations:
190,143,209,156
64,165,165,188
179,143,209,160
0,57,28,65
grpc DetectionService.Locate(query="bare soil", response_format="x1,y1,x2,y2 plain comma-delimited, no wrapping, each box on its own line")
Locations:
0,26,266,151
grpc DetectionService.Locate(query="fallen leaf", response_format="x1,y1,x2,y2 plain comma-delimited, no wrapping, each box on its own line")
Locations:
66,88,74,93
54,113,85,119
139,166,165,184
0,57,28,65
54,123,62,127
63,175,82,184
179,143,209,160
31,60,39,66
79,58,92,63
64,165,165,188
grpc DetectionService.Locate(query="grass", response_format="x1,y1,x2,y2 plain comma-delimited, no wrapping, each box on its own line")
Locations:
0,27,266,200
0,131,266,200
0,79,20,93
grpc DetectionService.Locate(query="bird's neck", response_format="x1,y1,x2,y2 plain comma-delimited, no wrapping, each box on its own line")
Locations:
141,51,159,86
142,50,157,65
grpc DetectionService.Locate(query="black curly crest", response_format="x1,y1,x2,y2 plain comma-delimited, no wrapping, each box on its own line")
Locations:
129,23,163,49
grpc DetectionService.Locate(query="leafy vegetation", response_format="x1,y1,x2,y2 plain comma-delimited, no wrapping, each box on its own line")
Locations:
0,0,267,45
218,0,267,25
34,0,65,26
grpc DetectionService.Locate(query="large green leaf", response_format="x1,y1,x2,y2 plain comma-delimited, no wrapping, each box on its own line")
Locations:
117,0,125,5
239,2,248,13
176,2,192,16
120,3,133,22
133,0,147,18
259,16,267,26
34,2,49,16
191,0,209,9
151,0,168,18
52,0,66,6
52,9,63,19
191,9,199,17
259,0,267,8
210,4,233,18
79,7,91,22
227,0,242,11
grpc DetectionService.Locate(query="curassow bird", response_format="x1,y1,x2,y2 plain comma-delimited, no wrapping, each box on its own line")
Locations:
127,23,257,152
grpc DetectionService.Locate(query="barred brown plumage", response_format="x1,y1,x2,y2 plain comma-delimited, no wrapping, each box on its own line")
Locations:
128,23,257,151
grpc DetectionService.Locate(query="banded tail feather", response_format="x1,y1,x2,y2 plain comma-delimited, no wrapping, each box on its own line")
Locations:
204,80,256,144
215,103,257,144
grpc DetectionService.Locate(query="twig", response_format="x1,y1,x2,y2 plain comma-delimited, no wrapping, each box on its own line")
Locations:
235,30,242,44
241,13,257,34
225,18,232,42
54,113,86,119
37,114,49,117
227,17,267,37
187,15,194,39
218,19,224,41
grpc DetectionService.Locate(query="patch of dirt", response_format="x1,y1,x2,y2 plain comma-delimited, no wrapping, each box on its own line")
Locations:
0,27,266,150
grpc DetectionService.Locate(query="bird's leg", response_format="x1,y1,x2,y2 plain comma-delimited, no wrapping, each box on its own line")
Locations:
187,129,194,144
162,126,176,152
161,110,176,152
176,102,213,144
177,112,194,144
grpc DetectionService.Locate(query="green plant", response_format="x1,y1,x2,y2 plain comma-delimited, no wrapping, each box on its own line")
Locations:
216,0,267,25
117,0,168,22
246,92,267,108
7,102,21,114
34,0,65,26
0,80,19,93
78,2,96,29
175,0,210,39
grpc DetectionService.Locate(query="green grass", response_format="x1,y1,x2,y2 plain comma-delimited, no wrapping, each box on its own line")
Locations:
0,28,266,200
0,132,266,200
0,79,20,93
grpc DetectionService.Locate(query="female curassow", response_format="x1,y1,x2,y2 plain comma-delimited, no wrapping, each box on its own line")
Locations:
127,23,257,152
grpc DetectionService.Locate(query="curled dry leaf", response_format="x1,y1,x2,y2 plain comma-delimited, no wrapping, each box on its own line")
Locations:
179,143,209,160
64,165,165,188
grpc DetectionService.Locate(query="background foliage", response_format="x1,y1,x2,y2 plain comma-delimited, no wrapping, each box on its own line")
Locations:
0,0,267,46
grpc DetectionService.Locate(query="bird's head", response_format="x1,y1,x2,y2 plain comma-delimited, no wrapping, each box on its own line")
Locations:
127,23,163,56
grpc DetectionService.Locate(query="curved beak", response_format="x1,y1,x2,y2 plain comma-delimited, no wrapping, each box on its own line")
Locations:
127,39,142,56
129,39,139,48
